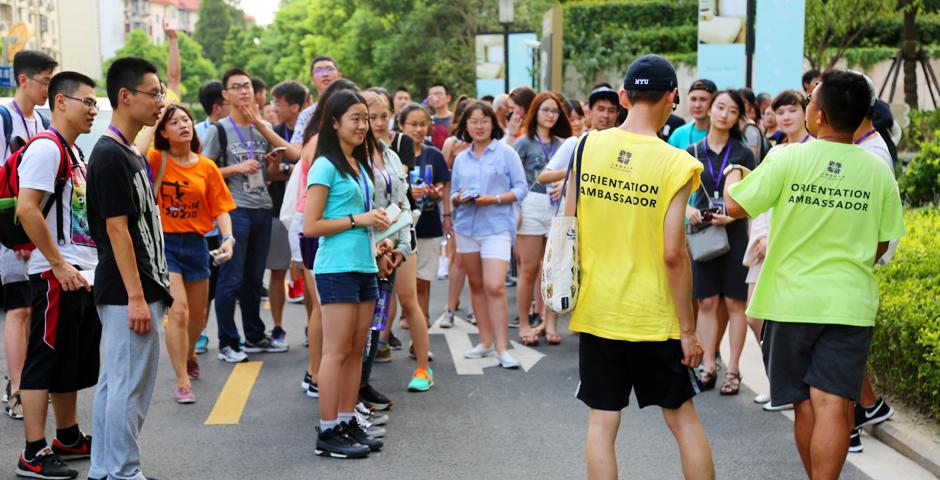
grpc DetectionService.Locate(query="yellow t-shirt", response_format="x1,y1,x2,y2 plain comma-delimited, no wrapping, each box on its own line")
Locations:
570,129,702,341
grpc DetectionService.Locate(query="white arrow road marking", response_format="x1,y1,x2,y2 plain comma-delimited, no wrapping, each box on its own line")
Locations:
430,313,545,375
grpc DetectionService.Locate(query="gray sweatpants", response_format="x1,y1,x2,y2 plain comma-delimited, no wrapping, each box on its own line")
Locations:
88,301,167,480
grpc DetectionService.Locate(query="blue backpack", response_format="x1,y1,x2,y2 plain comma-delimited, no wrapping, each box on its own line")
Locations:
0,105,51,154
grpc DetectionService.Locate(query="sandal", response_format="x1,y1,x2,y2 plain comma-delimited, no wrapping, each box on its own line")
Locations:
698,369,718,391
544,332,562,345
719,372,742,396
520,329,540,346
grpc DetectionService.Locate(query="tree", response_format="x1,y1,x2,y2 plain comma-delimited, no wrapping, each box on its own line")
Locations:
804,0,895,69
195,0,246,68
104,30,217,106
221,23,265,74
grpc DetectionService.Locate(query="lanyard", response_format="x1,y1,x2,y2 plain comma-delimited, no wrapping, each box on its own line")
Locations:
282,124,290,140
47,127,77,167
12,100,38,137
536,134,555,163
374,162,392,202
703,137,731,199
854,129,877,145
358,164,372,212
108,125,152,185
227,116,255,161
801,134,812,144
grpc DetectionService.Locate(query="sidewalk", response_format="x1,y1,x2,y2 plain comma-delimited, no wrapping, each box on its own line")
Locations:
720,329,939,479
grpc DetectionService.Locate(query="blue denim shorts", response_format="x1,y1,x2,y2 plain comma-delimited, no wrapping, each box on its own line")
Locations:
164,232,211,281
315,272,379,305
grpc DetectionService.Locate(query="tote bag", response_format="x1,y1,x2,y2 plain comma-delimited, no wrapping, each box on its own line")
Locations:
541,133,589,315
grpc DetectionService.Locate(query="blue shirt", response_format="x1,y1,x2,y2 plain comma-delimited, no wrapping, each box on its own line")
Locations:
307,156,378,274
450,139,528,238
668,122,707,150
195,119,212,144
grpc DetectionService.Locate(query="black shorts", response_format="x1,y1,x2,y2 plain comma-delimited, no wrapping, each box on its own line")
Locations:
692,219,749,301
577,333,700,411
3,280,32,311
20,271,101,393
761,320,873,406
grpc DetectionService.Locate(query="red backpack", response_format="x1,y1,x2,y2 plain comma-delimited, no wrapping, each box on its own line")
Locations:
0,131,72,250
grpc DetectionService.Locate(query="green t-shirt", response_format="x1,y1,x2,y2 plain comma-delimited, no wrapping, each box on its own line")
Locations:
307,156,378,274
728,140,904,327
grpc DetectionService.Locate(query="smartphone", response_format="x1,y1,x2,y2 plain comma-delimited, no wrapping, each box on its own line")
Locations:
463,192,479,203
702,207,722,222
268,147,287,156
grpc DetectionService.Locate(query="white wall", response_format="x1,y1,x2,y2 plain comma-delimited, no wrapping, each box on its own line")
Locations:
58,0,102,80
98,0,124,64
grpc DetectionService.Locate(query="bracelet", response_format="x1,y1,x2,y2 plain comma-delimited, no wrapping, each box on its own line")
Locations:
348,214,356,229
496,195,502,205
221,235,235,245
443,213,452,217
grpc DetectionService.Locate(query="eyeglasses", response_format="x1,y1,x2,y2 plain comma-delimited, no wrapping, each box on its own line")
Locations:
62,95,98,109
539,108,560,115
129,88,166,101
226,82,252,92
26,75,50,87
313,66,336,77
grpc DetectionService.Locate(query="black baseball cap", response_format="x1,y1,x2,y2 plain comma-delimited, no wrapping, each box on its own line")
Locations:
588,86,619,107
623,54,678,91
689,78,718,94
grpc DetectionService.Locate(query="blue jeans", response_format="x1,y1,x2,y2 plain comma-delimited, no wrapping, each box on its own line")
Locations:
215,207,272,347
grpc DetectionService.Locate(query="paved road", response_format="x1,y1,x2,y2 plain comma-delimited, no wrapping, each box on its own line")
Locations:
0,279,876,479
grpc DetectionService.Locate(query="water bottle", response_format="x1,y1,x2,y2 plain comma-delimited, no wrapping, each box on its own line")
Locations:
370,278,394,331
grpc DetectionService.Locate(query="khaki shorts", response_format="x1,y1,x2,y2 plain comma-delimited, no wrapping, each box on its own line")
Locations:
416,237,442,281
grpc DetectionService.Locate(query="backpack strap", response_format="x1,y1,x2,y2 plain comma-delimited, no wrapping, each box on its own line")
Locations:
0,106,13,156
154,150,168,193
211,122,228,167
24,132,71,245
36,110,50,130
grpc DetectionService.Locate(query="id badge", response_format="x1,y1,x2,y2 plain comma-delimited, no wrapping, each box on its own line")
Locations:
247,170,265,190
713,198,726,215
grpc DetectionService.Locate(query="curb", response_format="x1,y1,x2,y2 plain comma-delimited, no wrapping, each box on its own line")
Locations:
869,419,940,478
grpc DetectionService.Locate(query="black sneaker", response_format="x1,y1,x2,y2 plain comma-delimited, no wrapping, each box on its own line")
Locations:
16,447,78,479
388,331,403,350
260,286,270,301
302,372,313,391
508,317,520,329
529,313,543,329
855,397,894,429
359,384,392,411
849,428,863,453
342,420,383,451
243,336,287,353
307,382,319,399
2,376,10,403
51,432,91,460
315,426,370,459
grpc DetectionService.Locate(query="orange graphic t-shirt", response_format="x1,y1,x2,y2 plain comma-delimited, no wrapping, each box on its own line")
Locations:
146,149,236,234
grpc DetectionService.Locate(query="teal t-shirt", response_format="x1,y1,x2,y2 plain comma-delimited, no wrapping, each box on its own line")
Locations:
307,156,378,274
728,140,905,327
668,122,707,150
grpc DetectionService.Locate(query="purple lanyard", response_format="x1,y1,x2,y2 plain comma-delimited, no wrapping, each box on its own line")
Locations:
47,127,74,165
282,124,290,140
854,129,877,145
801,134,812,144
109,125,153,185
536,134,555,163
12,100,37,136
703,137,731,199
375,165,392,202
227,116,255,161
359,164,372,212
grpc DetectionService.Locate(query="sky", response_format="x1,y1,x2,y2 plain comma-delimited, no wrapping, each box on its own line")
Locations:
240,0,281,26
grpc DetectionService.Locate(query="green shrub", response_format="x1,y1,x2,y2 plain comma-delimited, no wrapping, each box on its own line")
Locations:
861,15,940,47
871,207,940,420
899,140,940,206
900,109,940,152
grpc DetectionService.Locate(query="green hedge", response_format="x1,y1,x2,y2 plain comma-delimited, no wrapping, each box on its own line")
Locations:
860,15,940,47
563,0,697,88
900,109,940,152
900,140,940,206
871,207,940,420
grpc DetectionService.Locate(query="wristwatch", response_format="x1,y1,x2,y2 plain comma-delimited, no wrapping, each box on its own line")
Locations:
280,163,291,174
222,235,236,245
348,214,357,229
722,164,752,178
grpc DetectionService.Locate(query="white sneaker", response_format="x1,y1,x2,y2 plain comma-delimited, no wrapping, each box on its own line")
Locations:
497,351,520,369
464,343,495,359
763,401,793,412
218,345,248,363
754,393,771,404
439,310,455,329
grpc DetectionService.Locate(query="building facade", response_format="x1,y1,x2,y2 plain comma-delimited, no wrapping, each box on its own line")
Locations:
0,0,60,63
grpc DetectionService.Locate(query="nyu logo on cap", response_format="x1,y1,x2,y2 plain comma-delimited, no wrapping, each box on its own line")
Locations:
624,55,678,91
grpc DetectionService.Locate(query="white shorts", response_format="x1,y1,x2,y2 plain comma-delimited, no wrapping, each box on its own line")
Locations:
415,237,442,281
746,260,763,284
518,192,555,237
455,232,512,262
288,212,304,264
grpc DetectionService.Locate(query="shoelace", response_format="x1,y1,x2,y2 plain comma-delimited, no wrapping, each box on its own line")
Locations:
37,449,67,467
355,411,373,428
413,369,430,380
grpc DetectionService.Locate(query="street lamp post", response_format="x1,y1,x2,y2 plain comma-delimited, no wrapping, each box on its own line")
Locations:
499,0,514,94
